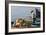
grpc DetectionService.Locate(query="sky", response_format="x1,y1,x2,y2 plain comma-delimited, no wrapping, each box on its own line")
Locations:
11,6,40,22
